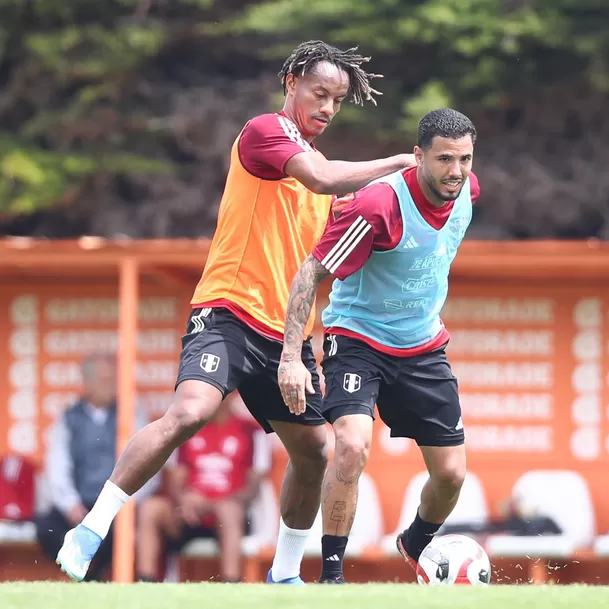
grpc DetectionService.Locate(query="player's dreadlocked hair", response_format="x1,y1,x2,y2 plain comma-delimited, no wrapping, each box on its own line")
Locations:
278,40,382,106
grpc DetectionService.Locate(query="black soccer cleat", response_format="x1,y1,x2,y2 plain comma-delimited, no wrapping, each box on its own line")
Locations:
318,574,346,584
396,530,418,572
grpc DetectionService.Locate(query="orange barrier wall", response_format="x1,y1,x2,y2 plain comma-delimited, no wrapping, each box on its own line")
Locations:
272,281,609,537
0,283,191,463
1,241,608,543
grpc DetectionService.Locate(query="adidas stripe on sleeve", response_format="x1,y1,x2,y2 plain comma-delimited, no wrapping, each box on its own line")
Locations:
239,113,315,180
312,183,399,280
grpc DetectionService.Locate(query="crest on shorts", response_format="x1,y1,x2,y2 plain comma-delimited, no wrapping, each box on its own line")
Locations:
200,353,220,373
343,373,361,393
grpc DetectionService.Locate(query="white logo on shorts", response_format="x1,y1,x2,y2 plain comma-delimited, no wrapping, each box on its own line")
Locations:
190,308,211,334
455,417,464,431
343,373,361,393
327,335,338,357
200,353,220,373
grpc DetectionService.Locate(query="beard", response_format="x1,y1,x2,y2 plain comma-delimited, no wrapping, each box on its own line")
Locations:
424,172,464,204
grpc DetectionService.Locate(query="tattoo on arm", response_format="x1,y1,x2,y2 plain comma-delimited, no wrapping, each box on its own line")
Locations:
282,254,331,360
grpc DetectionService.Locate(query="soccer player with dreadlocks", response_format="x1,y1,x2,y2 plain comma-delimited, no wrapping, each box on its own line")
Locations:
56,40,415,584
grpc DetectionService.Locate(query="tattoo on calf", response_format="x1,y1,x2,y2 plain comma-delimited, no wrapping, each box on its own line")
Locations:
336,469,357,485
329,501,347,523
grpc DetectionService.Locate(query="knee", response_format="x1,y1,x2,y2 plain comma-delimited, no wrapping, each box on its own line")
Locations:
334,418,372,477
163,381,222,441
430,461,466,493
288,427,330,479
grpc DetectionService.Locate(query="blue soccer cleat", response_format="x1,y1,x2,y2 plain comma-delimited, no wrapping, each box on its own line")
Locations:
266,569,305,585
56,524,102,582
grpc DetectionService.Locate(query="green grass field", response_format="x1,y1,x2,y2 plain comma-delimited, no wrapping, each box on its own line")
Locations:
2,583,609,609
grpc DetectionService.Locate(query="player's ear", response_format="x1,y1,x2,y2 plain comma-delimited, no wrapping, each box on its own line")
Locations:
285,73,297,95
413,146,424,166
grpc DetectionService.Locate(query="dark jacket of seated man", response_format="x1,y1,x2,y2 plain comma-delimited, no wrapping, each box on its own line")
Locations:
35,354,156,581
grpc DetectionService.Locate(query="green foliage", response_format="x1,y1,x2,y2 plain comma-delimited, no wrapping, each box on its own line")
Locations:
25,24,167,80
234,0,609,133
1,0,609,220
400,81,451,133
0,1,178,215
0,136,168,214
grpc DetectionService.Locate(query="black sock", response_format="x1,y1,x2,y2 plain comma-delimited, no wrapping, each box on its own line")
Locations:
321,534,349,578
404,511,442,561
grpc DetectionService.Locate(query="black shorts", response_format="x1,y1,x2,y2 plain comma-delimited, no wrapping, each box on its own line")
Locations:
320,334,464,447
175,307,326,433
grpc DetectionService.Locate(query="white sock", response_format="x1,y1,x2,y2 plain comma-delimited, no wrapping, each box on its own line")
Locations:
270,518,311,581
81,480,130,540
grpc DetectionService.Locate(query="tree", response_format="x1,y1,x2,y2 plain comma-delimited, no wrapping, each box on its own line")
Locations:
230,0,609,239
1,1,608,238
0,0,264,228
234,0,609,133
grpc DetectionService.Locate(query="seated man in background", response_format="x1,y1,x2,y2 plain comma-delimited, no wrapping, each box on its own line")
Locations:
35,353,157,581
136,391,271,583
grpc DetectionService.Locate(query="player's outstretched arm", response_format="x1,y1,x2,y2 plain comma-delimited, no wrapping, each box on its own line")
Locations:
285,151,416,197
278,254,331,415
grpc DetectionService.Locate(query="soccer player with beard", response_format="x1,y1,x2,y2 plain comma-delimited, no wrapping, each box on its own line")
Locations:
278,108,480,583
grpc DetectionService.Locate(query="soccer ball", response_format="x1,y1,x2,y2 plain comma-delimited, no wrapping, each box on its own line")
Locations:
416,534,491,586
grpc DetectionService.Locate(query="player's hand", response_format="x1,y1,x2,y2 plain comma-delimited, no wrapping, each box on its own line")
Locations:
178,491,209,527
331,192,355,219
278,357,315,416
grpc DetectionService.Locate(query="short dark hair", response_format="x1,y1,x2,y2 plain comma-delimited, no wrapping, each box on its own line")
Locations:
418,108,477,150
278,40,382,106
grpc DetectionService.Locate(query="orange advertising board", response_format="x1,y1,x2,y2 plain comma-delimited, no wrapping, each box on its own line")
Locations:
279,281,609,536
0,266,608,536
445,284,609,467
0,284,191,462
